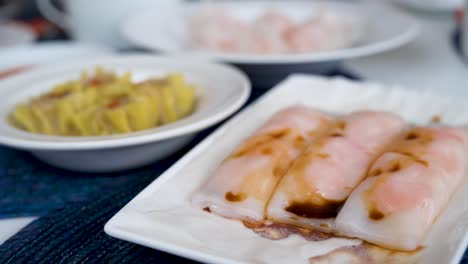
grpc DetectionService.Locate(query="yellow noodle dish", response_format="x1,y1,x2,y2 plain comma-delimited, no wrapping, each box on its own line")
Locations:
9,67,196,136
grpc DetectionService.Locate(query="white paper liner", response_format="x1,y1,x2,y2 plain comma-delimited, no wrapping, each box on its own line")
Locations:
107,75,468,264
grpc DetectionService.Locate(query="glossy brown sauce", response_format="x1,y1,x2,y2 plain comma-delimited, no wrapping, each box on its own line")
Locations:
273,165,286,178
260,147,273,155
336,120,347,130
285,135,334,186
400,152,428,167
330,132,343,137
230,130,289,158
243,221,422,263
363,128,436,220
225,121,331,203
316,153,330,159
326,119,347,138
368,208,385,220
369,168,383,177
416,159,428,167
293,135,306,148
285,200,344,219
263,122,336,204
243,221,332,241
275,120,356,219
405,132,419,140
309,242,422,264
389,162,401,172
270,129,291,139
390,129,433,156
225,192,246,202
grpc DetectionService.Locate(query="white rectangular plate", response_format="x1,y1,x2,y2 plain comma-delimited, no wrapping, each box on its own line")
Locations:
105,75,468,264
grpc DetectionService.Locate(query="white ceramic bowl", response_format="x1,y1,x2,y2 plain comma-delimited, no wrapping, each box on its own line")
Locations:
0,55,251,172
122,1,420,87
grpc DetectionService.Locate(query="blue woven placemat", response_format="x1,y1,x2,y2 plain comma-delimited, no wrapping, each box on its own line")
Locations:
0,171,197,264
0,129,219,219
0,147,171,219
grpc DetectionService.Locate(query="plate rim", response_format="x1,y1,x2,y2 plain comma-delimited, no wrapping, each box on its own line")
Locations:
0,54,251,151
121,1,421,65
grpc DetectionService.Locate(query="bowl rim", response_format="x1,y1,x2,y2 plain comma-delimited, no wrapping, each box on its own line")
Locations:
121,0,421,65
0,54,251,151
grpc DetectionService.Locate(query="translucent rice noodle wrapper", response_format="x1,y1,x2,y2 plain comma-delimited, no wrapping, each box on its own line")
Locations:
335,126,468,251
286,11,361,53
189,7,362,54
190,7,247,52
266,111,405,232
191,106,332,222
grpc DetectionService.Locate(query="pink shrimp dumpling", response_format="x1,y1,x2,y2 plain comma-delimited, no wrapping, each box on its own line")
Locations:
191,106,331,222
266,111,405,232
335,126,468,251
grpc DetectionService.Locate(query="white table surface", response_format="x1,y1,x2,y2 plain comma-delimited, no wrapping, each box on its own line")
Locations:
346,9,468,97
0,6,467,246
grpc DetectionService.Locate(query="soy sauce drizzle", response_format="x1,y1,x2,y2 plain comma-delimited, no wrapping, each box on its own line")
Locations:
285,200,344,219
225,192,246,202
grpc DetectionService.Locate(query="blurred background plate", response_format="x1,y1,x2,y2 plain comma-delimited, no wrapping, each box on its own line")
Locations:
0,23,36,48
122,1,420,88
0,0,21,21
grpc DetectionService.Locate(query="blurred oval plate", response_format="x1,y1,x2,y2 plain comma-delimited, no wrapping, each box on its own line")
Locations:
122,1,420,87
0,22,36,48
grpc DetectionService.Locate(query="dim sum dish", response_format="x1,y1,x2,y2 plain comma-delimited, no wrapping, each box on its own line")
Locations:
266,110,405,233
0,55,250,172
189,8,360,55
335,126,468,251
122,1,420,87
122,0,420,62
105,75,468,264
10,67,196,136
193,107,468,254
192,106,332,222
